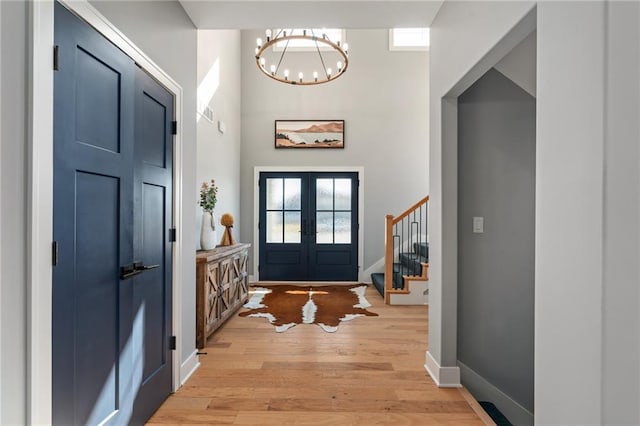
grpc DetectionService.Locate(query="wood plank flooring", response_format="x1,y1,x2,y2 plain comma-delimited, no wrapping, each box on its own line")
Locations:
148,285,486,425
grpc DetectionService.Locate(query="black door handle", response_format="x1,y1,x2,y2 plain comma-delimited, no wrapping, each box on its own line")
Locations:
134,262,160,271
120,262,160,280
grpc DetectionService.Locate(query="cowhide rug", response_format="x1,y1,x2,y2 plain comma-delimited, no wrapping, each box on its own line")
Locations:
239,284,378,332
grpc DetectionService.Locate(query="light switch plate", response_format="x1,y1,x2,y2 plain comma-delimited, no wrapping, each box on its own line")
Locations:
473,216,484,233
218,120,226,134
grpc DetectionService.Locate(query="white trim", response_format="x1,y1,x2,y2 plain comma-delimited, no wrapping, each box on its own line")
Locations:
28,1,54,423
252,166,365,283
30,1,186,422
179,349,201,386
425,350,461,388
0,0,3,418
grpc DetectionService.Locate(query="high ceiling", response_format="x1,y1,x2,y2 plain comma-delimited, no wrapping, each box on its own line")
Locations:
178,0,445,29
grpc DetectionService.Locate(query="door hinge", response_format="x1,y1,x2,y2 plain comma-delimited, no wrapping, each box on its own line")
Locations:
169,336,176,350
171,121,177,135
53,45,59,71
52,241,58,266
168,228,177,242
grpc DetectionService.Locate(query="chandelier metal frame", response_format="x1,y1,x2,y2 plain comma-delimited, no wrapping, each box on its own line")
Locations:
255,29,349,85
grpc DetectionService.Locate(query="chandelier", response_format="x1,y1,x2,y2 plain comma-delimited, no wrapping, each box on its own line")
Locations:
255,29,349,85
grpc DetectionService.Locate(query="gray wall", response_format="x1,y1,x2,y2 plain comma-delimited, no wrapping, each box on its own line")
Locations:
494,31,536,97
0,1,28,423
240,29,429,274
89,0,199,365
457,68,535,423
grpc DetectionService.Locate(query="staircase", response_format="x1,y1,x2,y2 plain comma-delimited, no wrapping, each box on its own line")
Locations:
371,196,429,305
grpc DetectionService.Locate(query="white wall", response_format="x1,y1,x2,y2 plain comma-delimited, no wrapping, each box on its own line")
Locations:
240,29,429,275
196,30,242,246
536,3,605,422
431,0,640,423
494,31,536,97
601,4,640,423
428,0,535,375
86,0,200,372
537,1,640,423
0,2,28,423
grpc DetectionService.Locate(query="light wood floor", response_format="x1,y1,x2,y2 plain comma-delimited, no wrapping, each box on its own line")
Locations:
148,285,487,425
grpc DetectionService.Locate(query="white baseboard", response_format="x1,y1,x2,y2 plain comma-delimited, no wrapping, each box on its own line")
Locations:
179,350,200,386
425,351,461,388
389,281,429,305
458,361,533,425
362,257,385,281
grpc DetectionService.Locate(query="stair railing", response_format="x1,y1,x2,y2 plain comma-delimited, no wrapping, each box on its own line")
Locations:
384,196,429,296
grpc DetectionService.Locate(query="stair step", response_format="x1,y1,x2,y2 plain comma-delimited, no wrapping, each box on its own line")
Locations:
399,252,427,275
414,242,429,260
371,273,385,297
392,263,417,289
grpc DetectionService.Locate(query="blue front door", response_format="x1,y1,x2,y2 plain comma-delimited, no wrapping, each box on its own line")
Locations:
53,3,173,424
259,172,359,281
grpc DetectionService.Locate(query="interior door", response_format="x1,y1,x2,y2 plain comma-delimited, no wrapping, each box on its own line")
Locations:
130,64,174,423
259,172,359,281
53,3,173,424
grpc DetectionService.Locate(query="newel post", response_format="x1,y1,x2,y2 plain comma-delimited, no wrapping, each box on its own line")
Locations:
384,214,394,303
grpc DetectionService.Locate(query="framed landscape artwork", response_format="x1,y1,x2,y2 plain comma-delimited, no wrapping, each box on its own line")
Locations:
275,120,345,149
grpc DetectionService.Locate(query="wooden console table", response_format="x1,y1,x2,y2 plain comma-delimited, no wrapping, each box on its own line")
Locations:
196,243,250,348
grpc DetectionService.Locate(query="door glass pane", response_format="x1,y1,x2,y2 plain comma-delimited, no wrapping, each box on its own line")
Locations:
316,179,334,210
334,212,351,243
334,179,351,210
267,178,283,210
284,178,301,210
266,211,283,243
316,212,333,244
284,211,301,243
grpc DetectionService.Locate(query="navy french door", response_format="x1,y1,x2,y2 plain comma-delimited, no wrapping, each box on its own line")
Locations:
259,172,359,281
53,3,173,425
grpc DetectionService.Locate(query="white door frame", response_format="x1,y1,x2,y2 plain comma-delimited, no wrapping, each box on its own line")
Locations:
253,166,365,283
29,1,185,423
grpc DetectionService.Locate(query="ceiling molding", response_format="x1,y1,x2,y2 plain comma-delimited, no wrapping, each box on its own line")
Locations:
178,1,444,29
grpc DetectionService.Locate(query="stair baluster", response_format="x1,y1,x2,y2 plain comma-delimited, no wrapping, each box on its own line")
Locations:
376,196,429,304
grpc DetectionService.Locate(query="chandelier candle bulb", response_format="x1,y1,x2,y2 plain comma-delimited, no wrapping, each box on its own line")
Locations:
255,28,349,85
344,43,349,54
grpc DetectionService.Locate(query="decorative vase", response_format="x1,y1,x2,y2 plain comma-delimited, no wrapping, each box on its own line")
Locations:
200,211,217,250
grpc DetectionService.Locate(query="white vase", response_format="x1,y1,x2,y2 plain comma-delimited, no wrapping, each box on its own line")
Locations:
200,211,217,250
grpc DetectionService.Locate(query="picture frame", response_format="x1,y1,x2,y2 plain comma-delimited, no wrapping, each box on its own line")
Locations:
275,120,345,149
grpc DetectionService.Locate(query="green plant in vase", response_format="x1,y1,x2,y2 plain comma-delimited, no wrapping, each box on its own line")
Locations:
199,179,219,250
